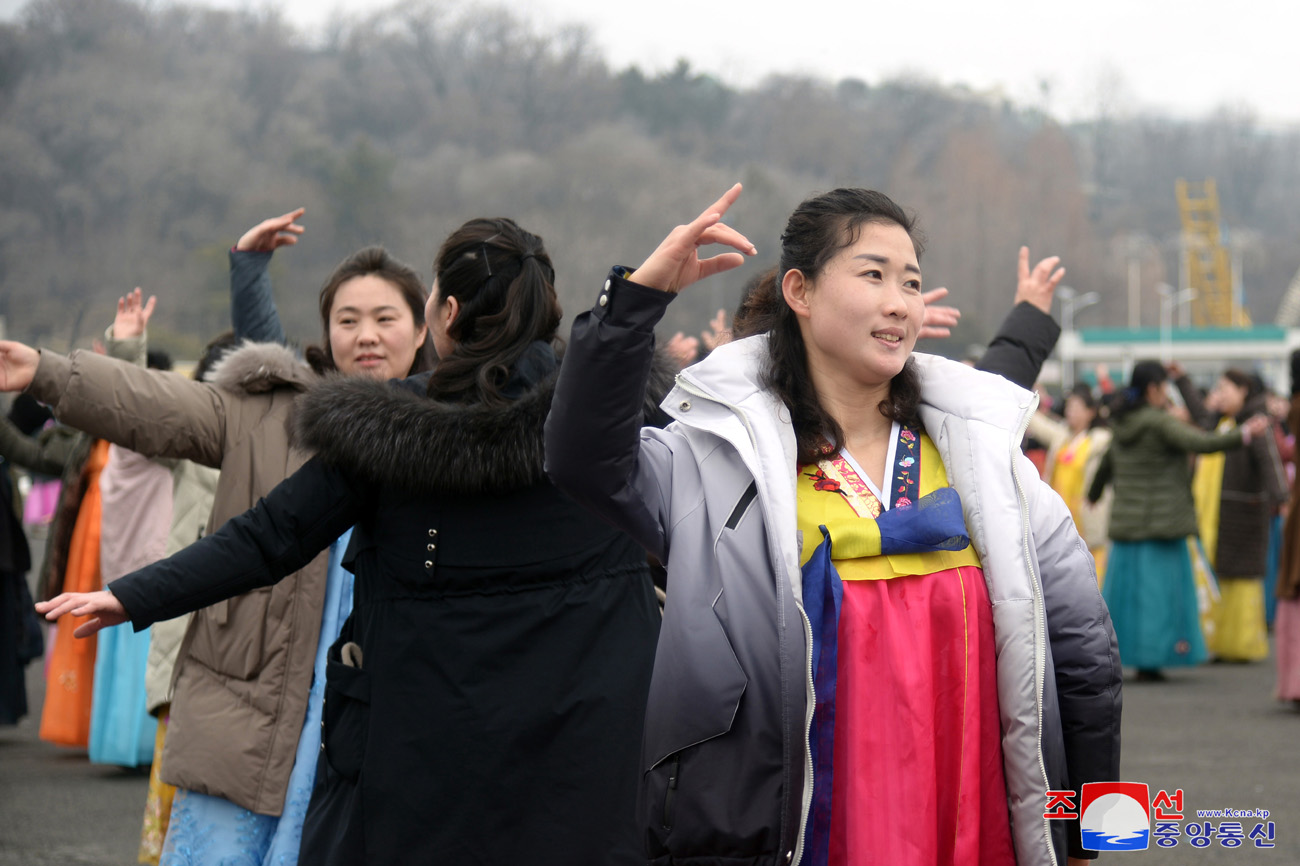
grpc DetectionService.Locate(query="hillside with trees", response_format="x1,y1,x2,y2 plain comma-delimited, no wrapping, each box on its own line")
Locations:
2,0,1298,358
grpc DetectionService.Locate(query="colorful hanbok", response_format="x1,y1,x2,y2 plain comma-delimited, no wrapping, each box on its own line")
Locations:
796,424,1015,866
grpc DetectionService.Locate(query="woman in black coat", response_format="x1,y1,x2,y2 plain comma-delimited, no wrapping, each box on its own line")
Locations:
37,218,661,866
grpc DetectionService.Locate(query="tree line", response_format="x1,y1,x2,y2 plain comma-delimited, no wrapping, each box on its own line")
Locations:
2,0,1297,359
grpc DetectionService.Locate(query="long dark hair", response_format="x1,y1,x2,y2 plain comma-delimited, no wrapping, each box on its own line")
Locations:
744,188,926,465
1112,360,1167,420
305,246,433,376
425,217,562,405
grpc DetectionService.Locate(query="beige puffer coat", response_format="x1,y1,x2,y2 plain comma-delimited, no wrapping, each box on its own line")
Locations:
28,341,325,816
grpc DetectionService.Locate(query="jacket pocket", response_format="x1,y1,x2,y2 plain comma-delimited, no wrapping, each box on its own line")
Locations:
321,639,370,782
185,587,272,680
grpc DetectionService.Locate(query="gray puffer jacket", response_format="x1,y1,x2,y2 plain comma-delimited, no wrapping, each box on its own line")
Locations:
545,273,1122,866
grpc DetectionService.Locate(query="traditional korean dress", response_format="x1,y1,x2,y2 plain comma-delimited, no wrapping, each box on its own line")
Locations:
796,424,1016,866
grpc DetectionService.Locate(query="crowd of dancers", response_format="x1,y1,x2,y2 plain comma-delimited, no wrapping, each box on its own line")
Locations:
0,183,1290,866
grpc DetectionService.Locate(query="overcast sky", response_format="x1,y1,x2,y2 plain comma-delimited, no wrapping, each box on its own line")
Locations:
4,0,1298,125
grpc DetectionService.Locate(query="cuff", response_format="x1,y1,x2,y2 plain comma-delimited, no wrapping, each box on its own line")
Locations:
27,349,73,407
592,267,675,332
1007,301,1061,341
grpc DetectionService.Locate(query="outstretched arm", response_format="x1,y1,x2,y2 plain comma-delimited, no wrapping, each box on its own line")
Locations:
229,208,303,344
546,184,756,558
977,247,1065,390
37,455,362,637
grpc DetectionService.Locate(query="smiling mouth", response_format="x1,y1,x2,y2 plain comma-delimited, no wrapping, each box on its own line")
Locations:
872,332,903,343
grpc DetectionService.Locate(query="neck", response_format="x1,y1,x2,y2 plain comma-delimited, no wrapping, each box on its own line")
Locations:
806,354,896,454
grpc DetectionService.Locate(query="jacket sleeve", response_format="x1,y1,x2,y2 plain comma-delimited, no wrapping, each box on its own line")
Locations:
976,302,1061,390
1157,411,1243,454
1173,375,1214,429
109,456,361,629
1086,442,1113,504
230,249,287,345
0,416,72,477
545,270,682,562
27,349,231,468
1027,461,1123,859
1027,410,1067,453
1255,422,1289,506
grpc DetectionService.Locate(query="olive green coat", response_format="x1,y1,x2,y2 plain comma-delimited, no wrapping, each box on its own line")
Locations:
1089,405,1244,541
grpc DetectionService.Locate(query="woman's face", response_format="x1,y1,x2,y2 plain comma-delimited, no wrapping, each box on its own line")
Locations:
1064,394,1095,433
791,221,924,389
329,275,427,380
1145,380,1170,409
1209,376,1248,417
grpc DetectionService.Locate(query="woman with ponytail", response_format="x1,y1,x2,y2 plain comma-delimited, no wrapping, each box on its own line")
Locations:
1088,361,1269,680
33,217,660,866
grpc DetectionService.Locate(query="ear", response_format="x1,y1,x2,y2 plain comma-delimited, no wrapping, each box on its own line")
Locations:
442,294,460,330
781,269,812,320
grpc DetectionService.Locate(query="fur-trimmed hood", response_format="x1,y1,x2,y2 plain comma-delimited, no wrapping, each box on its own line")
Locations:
295,373,557,496
208,341,316,395
294,347,679,497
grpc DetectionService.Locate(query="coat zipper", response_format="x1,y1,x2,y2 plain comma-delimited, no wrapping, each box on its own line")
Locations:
1007,393,1058,866
673,375,814,866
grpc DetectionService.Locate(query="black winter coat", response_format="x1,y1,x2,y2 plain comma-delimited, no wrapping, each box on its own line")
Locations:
111,356,660,865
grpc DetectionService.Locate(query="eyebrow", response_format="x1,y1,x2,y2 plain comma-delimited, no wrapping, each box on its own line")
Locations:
853,253,921,276
334,305,402,316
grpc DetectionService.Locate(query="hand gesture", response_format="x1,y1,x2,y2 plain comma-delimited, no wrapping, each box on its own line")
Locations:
35,590,128,638
236,207,306,253
629,184,756,294
112,287,157,341
664,332,701,368
1016,246,1065,314
701,308,732,351
919,286,961,339
1242,413,1271,442
0,340,39,392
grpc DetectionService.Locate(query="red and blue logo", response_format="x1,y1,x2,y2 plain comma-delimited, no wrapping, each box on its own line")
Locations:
1080,782,1150,851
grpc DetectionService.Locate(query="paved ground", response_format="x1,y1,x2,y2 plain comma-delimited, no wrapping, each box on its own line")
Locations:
2,613,1298,863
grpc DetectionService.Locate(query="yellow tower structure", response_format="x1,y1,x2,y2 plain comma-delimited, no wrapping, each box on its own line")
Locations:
1175,178,1249,327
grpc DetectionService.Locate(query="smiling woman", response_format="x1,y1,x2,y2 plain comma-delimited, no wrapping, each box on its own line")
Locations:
308,247,431,379
546,184,1122,866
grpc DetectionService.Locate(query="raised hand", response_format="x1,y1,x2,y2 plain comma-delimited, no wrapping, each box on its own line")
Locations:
919,286,961,339
629,184,756,294
1242,413,1272,442
112,287,157,340
236,207,306,253
0,340,39,392
664,332,701,368
35,590,129,638
701,308,732,351
1016,246,1066,314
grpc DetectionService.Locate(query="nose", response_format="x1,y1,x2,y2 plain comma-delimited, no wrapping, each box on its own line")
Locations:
357,321,380,346
881,280,910,317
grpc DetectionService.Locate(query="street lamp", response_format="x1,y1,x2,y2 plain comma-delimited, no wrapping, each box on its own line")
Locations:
1156,283,1196,364
1058,286,1100,391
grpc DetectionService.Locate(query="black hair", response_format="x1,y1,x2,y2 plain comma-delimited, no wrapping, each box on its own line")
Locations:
146,350,173,372
192,331,240,383
1113,360,1168,420
425,217,562,406
748,188,926,465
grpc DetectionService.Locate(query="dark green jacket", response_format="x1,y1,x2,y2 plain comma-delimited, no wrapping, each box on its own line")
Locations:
1089,405,1243,541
